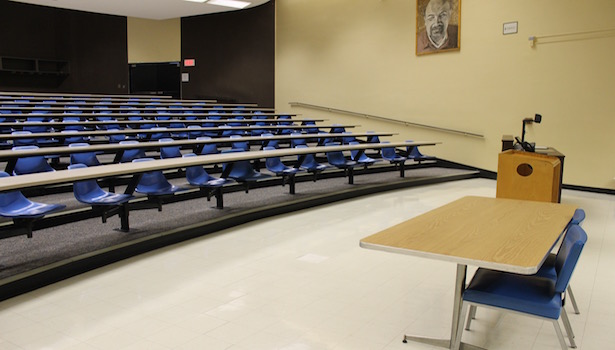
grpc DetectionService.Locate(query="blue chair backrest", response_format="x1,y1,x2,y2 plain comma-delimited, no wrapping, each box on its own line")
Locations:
381,142,397,159
230,135,249,151
325,142,347,166
349,141,368,161
69,143,101,166
67,164,106,202
571,208,585,226
132,158,174,193
290,133,306,147
183,153,213,184
366,132,381,143
197,137,219,155
158,138,182,159
0,172,32,212
221,149,255,180
119,141,145,162
263,147,286,172
12,146,55,175
261,133,279,148
295,145,319,169
554,224,587,293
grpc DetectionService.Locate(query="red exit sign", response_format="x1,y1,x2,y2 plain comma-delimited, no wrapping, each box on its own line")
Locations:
184,58,196,67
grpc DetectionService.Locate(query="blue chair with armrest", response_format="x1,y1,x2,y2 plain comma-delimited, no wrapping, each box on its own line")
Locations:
68,163,133,231
0,171,65,238
455,224,588,350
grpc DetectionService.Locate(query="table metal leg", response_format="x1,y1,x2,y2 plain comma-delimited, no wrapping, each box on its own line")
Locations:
402,264,485,350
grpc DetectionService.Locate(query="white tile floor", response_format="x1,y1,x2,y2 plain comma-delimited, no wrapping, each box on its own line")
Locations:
0,178,613,350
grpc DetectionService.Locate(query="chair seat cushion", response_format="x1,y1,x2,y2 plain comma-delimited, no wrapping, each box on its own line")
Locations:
464,268,562,320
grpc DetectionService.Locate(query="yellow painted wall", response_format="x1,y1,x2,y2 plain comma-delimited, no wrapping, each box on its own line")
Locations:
127,17,181,63
275,1,615,190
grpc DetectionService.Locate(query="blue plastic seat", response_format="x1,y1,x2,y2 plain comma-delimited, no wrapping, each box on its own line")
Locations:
264,147,304,194
290,133,307,148
12,146,55,175
187,125,204,139
349,141,381,167
455,225,588,350
61,130,88,145
158,138,182,159
301,120,320,134
11,131,37,147
295,145,329,181
230,135,250,151
106,128,129,143
381,141,407,177
148,127,170,141
277,115,295,134
366,131,381,143
132,158,187,202
0,171,65,238
261,133,279,149
69,143,101,166
330,124,346,134
341,132,356,144
68,163,133,231
325,142,358,184
406,140,435,163
197,137,219,155
118,141,145,163
183,153,233,208
221,149,272,193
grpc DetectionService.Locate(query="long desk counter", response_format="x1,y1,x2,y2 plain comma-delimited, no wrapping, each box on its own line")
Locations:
0,124,358,142
0,117,315,129
0,105,274,113
0,132,397,170
0,141,440,193
0,112,295,120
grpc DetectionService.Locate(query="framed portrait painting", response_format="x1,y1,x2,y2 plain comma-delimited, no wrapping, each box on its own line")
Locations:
416,0,461,55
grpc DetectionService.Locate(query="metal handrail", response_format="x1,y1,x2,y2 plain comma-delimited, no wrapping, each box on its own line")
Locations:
289,102,484,138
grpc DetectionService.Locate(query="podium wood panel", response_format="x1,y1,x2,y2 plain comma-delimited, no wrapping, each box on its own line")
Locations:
496,150,561,203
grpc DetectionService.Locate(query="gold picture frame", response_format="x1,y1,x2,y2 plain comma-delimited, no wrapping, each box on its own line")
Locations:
416,0,461,56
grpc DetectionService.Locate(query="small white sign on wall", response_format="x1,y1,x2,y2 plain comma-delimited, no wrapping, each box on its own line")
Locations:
503,22,518,35
181,73,189,82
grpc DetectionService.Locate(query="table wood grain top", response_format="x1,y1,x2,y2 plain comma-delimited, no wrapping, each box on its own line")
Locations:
360,196,577,274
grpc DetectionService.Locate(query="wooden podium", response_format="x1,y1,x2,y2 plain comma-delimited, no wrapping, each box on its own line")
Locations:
496,150,562,203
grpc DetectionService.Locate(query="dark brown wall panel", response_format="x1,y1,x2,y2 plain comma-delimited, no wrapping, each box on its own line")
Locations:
0,0,128,94
181,1,274,107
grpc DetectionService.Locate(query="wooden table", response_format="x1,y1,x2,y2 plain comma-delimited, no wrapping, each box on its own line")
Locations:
360,196,577,349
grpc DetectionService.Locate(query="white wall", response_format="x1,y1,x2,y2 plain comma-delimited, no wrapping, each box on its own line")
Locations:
275,0,615,190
